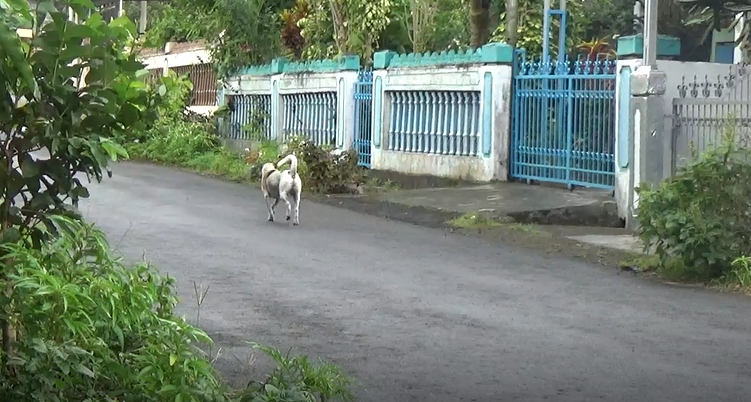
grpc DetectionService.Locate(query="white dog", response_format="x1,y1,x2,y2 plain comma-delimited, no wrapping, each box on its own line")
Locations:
276,154,302,226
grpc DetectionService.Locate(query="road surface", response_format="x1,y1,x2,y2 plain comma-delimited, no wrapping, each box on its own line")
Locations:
80,162,751,402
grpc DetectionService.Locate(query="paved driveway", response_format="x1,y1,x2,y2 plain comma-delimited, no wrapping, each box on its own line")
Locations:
80,162,751,402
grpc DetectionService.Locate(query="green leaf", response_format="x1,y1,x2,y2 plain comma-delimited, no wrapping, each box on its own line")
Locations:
264,384,281,395
159,384,178,394
100,138,128,161
0,227,21,244
71,185,90,199
64,23,97,40
31,338,48,353
0,23,37,98
67,0,96,9
20,153,40,178
113,325,124,350
75,363,95,378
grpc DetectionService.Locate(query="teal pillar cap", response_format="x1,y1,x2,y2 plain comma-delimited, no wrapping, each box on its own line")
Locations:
617,34,681,58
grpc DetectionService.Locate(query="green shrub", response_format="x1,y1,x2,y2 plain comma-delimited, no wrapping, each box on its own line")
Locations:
244,135,366,193
237,344,355,402
0,215,227,402
636,127,751,281
716,256,751,289
136,120,222,164
0,215,357,402
285,138,366,194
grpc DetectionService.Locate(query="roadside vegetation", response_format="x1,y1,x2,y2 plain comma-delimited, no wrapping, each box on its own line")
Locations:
124,70,367,195
0,1,355,401
636,124,751,291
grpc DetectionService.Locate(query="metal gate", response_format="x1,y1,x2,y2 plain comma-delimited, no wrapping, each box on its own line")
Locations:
509,10,617,190
353,69,373,167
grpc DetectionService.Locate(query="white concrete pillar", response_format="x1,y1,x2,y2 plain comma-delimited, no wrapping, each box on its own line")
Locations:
336,70,359,150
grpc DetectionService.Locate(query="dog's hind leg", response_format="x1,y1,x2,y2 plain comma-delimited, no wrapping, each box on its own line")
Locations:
264,196,275,222
271,198,279,217
280,192,292,221
292,190,300,226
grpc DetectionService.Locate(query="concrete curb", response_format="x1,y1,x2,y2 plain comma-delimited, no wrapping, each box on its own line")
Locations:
307,194,463,230
505,199,622,227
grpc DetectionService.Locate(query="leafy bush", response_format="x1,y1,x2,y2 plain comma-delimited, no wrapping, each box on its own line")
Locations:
288,139,366,194
0,215,356,402
0,216,227,402
242,136,365,194
238,344,354,402
636,127,751,280
135,120,222,164
245,136,308,183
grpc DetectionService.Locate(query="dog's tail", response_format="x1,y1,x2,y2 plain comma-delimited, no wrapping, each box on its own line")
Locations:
277,154,298,179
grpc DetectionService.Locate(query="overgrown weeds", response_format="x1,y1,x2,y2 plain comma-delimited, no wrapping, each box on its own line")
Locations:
636,121,751,288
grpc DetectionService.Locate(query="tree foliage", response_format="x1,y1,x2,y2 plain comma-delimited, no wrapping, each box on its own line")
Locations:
142,0,294,75
675,0,751,61
137,0,748,68
0,0,152,251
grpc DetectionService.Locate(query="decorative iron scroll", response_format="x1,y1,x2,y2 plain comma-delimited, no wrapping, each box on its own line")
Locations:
677,62,750,99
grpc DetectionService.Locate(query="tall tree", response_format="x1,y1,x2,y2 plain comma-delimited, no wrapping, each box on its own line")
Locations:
505,0,518,46
468,0,491,48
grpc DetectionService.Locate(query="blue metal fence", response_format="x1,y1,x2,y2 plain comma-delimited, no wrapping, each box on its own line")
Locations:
510,55,617,190
281,92,337,146
388,90,481,155
226,94,272,140
354,69,373,167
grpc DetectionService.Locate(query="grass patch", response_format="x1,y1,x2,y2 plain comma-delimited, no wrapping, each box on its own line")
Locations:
446,212,545,235
619,253,661,273
447,212,503,229
619,253,722,284
364,177,401,193
125,123,368,195
183,148,249,182
712,256,751,292
504,222,545,235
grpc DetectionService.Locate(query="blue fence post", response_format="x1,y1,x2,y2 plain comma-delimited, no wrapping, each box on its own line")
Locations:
353,68,373,167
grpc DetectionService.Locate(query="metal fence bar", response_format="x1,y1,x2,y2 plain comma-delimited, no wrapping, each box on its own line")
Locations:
281,92,337,146
224,94,272,140
386,90,481,156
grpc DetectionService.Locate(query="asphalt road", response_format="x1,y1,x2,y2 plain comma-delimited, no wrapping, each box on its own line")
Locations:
80,162,751,402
